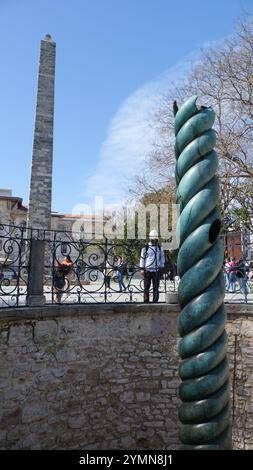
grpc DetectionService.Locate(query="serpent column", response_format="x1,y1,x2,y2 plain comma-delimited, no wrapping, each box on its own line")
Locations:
174,96,232,449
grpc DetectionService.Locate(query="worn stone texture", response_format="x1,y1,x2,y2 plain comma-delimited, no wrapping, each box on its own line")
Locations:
27,35,56,230
226,308,253,450
0,303,252,450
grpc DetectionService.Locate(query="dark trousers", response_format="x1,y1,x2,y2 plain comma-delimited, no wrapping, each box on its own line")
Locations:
105,275,111,289
144,271,160,303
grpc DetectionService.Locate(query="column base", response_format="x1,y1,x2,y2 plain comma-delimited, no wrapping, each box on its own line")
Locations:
165,292,179,304
27,295,46,307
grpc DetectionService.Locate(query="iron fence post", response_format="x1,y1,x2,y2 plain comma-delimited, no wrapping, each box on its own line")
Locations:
16,226,23,307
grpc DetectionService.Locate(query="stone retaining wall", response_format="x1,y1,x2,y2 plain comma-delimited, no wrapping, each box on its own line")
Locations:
0,303,252,450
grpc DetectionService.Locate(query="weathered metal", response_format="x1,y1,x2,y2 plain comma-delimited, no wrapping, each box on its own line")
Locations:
0,224,177,307
174,96,232,449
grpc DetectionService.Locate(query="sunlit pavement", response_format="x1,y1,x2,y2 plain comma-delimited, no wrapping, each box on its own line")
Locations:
1,279,253,308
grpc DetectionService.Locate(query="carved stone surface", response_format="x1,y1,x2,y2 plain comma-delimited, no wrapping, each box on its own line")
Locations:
27,35,56,230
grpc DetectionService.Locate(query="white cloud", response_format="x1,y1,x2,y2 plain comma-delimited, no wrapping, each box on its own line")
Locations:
84,51,198,207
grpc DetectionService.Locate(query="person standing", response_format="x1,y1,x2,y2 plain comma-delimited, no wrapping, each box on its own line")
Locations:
237,258,248,295
115,259,127,292
104,261,112,289
140,229,165,303
228,257,237,293
62,255,74,287
53,255,73,303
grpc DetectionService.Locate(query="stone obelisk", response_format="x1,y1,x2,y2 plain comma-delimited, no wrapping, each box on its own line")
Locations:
27,34,56,231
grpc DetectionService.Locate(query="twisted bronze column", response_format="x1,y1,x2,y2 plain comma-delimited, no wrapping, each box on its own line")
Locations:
174,96,232,449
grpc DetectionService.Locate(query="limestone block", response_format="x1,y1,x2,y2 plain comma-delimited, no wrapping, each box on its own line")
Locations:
22,402,48,424
34,320,57,343
9,325,33,347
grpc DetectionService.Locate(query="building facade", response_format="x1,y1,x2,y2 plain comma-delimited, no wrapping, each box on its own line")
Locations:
0,189,103,236
0,190,104,281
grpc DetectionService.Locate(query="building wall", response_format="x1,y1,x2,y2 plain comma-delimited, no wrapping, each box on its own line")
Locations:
0,304,252,450
0,190,103,238
0,198,27,265
0,194,104,274
225,231,242,260
0,198,27,228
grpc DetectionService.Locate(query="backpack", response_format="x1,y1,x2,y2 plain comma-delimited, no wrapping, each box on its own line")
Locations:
53,270,65,289
61,265,71,275
143,244,162,264
118,263,128,276
143,244,169,276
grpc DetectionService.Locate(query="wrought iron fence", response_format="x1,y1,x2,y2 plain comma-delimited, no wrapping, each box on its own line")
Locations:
0,224,30,308
1,224,253,308
0,224,178,308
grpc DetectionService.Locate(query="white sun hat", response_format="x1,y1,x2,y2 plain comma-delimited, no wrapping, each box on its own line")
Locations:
149,229,158,239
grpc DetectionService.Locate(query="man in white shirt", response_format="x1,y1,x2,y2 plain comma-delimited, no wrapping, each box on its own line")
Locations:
140,229,165,303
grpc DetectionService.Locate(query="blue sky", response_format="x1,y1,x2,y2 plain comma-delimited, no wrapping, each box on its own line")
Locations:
0,0,252,214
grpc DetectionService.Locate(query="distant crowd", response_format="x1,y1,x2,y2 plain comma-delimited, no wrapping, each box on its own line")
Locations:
224,257,253,294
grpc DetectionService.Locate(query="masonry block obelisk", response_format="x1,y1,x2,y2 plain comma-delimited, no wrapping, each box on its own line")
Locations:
27,34,56,230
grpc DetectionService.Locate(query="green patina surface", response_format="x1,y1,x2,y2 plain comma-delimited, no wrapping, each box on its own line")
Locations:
174,95,231,450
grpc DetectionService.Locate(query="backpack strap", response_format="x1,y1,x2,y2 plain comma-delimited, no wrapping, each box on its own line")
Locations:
144,243,162,256
157,243,161,262
144,244,149,257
